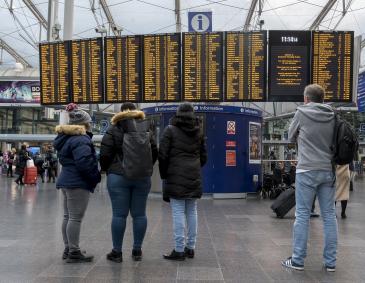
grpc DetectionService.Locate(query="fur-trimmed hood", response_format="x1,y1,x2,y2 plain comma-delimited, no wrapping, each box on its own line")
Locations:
55,125,87,135
111,110,145,125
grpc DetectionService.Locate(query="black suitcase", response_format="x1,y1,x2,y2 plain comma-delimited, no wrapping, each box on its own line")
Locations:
271,188,295,218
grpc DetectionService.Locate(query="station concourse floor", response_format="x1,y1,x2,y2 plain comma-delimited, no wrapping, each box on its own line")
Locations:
0,176,365,283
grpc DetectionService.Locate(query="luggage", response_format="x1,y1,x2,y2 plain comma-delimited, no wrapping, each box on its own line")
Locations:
271,187,296,218
24,166,37,185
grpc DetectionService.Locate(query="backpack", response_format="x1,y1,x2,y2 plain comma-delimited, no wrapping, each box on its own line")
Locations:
120,119,153,179
331,113,359,165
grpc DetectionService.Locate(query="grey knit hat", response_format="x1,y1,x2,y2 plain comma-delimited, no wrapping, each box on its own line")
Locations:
176,102,195,119
66,103,92,125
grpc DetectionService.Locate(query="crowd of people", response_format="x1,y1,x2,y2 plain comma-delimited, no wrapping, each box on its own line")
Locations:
0,84,359,273
0,145,58,185
54,102,206,263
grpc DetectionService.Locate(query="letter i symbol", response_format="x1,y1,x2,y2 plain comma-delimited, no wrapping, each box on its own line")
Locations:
198,15,203,31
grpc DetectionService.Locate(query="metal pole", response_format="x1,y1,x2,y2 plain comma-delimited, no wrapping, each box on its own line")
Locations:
63,0,74,40
175,0,181,33
47,0,54,41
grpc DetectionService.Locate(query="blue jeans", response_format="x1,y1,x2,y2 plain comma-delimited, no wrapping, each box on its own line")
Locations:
292,170,338,267
107,174,151,252
170,198,198,253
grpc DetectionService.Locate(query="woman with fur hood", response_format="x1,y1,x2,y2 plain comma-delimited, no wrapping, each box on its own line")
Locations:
53,103,101,263
100,102,158,263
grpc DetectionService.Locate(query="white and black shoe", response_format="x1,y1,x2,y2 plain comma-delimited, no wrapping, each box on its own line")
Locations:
324,265,336,272
281,257,304,271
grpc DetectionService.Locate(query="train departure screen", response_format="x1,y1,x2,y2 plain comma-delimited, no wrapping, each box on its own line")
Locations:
312,31,353,102
143,34,181,102
183,32,223,101
71,38,104,104
268,30,311,102
225,31,266,101
39,41,71,105
105,36,142,102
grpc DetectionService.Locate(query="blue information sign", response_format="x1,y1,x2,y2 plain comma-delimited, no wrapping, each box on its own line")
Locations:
357,71,365,112
188,11,212,32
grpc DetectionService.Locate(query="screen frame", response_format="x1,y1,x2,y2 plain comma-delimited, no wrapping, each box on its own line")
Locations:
104,35,143,103
141,32,182,103
268,30,311,102
182,32,224,102
224,31,267,102
39,40,73,106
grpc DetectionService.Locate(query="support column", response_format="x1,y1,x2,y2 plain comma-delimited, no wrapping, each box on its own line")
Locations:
175,0,181,33
63,0,74,40
47,0,54,41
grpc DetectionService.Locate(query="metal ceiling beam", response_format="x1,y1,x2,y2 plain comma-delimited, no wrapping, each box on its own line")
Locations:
309,0,338,30
243,0,259,31
99,0,120,36
0,38,32,68
22,0,48,30
331,0,354,30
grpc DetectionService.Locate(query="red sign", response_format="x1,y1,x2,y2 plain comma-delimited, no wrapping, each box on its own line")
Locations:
227,121,236,135
226,150,236,167
226,141,236,147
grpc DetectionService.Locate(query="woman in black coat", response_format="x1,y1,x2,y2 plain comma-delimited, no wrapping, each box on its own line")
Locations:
159,103,207,261
15,145,28,185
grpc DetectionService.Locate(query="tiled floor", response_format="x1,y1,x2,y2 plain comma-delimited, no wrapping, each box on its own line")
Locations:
0,175,365,283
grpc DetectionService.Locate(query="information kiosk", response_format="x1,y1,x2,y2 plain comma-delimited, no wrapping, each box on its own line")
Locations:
143,104,263,198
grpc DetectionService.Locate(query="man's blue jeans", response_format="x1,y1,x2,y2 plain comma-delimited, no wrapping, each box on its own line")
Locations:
170,199,198,253
107,174,151,252
292,170,338,267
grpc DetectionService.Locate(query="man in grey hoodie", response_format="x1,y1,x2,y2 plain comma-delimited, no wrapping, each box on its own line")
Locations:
282,84,338,272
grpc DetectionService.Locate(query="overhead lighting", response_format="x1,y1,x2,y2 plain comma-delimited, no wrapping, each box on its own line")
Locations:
14,62,24,72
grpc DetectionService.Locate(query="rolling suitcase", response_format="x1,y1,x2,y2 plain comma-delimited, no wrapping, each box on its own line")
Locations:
24,166,37,185
271,187,295,218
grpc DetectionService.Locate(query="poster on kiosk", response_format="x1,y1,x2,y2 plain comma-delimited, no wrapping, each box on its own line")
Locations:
249,122,262,164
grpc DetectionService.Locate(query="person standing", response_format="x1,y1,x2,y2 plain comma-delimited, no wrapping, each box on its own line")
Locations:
282,84,337,272
7,150,14,177
45,147,56,183
335,164,350,219
100,102,157,263
34,153,45,183
14,145,28,185
53,103,101,263
159,103,207,261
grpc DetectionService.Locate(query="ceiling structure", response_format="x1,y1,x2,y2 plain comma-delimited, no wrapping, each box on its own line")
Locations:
0,0,364,68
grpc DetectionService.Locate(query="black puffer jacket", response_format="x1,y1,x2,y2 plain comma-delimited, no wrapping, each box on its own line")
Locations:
159,116,207,201
100,110,158,175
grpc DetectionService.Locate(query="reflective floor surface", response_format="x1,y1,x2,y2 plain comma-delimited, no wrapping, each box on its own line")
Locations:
0,175,365,283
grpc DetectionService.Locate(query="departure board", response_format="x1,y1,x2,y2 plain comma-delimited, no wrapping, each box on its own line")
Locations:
183,32,223,101
312,31,353,102
39,41,71,105
71,38,104,104
268,30,311,102
225,31,266,101
143,34,181,102
105,36,142,102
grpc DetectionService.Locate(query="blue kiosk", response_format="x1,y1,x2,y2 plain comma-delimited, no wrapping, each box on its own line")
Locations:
143,104,263,198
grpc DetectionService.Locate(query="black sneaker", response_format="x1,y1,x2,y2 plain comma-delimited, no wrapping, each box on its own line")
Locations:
281,257,304,271
184,247,195,258
62,248,69,260
106,250,123,263
163,250,185,261
325,265,336,272
341,212,347,219
132,249,142,261
66,250,93,263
